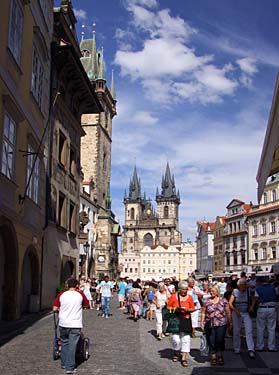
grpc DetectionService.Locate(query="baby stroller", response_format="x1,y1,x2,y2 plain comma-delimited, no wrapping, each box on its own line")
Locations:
53,312,90,361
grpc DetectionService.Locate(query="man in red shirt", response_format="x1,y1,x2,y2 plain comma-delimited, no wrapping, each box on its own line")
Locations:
53,278,89,374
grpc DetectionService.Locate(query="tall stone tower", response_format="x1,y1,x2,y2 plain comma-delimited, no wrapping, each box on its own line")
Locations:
79,33,119,279
124,166,144,227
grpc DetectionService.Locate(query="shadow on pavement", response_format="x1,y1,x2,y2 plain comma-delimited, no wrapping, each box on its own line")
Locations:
158,347,173,360
0,310,50,347
147,329,157,338
190,348,209,364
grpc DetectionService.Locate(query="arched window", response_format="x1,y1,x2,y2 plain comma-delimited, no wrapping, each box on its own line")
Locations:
272,190,276,202
164,206,169,218
263,192,268,204
144,233,153,246
131,208,135,220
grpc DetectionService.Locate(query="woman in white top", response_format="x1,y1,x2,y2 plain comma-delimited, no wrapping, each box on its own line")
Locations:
153,282,170,340
83,279,93,309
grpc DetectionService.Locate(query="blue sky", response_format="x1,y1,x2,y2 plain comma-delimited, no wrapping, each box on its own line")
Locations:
59,0,278,240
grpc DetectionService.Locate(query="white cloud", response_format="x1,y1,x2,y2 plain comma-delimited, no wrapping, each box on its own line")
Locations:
131,111,159,125
237,57,258,75
116,38,211,79
73,8,87,21
115,3,244,104
125,0,158,9
236,57,258,88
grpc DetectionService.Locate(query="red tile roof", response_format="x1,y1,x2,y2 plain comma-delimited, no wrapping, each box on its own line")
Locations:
197,222,216,232
150,244,169,250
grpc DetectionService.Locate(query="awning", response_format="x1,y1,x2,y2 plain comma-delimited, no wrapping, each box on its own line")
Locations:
257,71,279,202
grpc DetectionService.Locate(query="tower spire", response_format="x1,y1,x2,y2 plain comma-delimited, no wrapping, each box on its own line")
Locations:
98,46,105,80
128,166,141,200
110,69,116,99
92,29,97,79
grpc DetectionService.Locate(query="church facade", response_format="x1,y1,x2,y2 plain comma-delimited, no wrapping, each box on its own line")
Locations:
120,164,182,279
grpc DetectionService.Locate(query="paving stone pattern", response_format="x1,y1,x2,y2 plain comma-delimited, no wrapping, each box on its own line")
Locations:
0,298,279,375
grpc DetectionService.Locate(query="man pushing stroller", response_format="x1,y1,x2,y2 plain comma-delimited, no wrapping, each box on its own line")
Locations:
53,278,89,374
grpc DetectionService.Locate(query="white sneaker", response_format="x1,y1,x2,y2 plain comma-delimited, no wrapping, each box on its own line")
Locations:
102,314,105,317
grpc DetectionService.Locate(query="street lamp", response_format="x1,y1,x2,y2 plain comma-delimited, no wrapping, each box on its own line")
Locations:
83,241,90,277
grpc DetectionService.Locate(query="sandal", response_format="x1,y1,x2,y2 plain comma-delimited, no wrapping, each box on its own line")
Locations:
218,356,224,366
211,355,217,366
172,352,179,362
181,360,188,367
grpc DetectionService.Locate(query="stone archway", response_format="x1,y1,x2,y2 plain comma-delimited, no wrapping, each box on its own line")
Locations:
21,246,40,313
0,217,18,320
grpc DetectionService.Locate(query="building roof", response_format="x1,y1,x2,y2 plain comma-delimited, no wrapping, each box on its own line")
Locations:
197,222,216,232
150,244,169,250
247,203,279,216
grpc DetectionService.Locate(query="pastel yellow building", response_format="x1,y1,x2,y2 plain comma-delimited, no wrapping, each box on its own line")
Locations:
0,0,53,319
139,242,196,281
213,216,226,274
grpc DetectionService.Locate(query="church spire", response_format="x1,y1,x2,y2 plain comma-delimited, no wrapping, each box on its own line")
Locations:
110,69,116,99
156,163,180,203
98,47,105,80
92,30,98,79
128,166,141,201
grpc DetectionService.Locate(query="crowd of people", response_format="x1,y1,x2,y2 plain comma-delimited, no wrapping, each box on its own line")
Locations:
53,272,279,372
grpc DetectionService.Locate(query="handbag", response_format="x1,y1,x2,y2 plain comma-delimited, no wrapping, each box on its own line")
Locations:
204,318,214,332
247,289,258,318
162,305,170,321
166,313,180,333
166,294,192,334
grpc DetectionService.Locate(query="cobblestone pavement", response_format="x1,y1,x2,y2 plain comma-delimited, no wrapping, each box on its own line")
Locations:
1,298,279,375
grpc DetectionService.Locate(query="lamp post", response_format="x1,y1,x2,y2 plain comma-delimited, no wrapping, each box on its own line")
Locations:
83,241,90,277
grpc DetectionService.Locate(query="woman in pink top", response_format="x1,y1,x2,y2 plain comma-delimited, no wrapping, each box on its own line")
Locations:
200,286,232,366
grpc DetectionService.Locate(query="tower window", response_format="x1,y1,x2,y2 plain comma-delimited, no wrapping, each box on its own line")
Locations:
144,233,153,246
103,152,106,170
164,206,169,218
131,208,135,220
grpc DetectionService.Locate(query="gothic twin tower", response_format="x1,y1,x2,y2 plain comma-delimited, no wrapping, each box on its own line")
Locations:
122,163,182,254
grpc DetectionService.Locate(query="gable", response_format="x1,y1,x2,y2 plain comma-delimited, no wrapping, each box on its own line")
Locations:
226,199,244,209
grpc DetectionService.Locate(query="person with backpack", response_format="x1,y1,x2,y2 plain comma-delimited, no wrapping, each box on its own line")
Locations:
144,282,157,320
128,281,142,321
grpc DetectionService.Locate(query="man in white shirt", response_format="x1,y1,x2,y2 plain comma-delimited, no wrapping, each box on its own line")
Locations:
96,274,114,318
53,278,89,374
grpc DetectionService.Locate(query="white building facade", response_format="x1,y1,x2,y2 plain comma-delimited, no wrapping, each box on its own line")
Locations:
223,199,250,274
196,222,215,275
247,175,279,273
